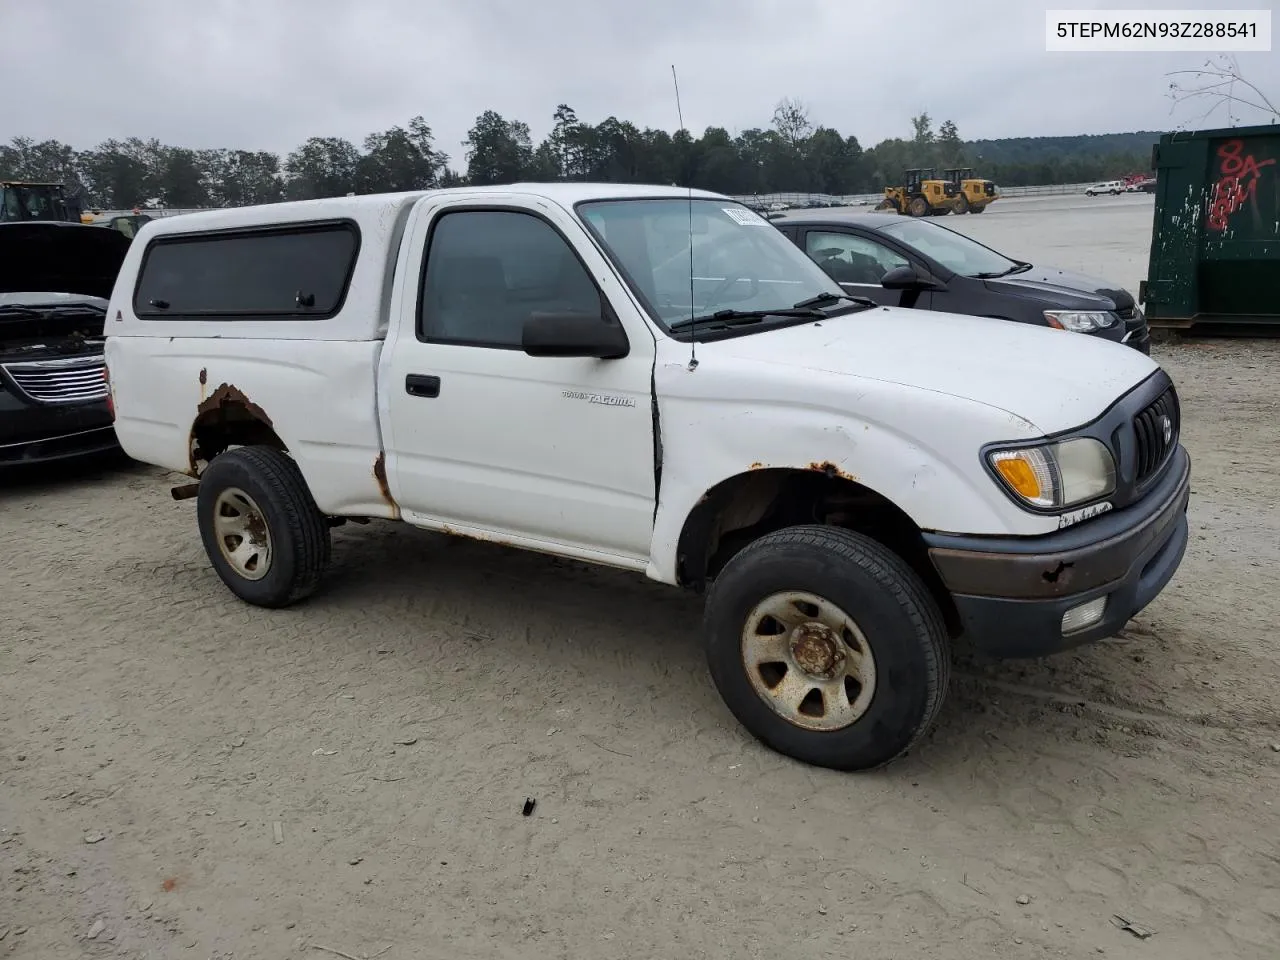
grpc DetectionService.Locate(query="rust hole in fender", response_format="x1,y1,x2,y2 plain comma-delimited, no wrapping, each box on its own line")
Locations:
807,460,856,482
189,382,276,477
196,382,274,427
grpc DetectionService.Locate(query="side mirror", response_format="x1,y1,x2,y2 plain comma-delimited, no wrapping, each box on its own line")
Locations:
880,265,936,290
522,311,629,360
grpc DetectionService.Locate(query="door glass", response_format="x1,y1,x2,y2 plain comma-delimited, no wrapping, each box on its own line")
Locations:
804,231,908,285
420,210,604,347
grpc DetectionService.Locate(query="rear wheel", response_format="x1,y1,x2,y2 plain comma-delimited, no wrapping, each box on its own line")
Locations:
703,525,950,771
197,446,332,608
953,193,970,215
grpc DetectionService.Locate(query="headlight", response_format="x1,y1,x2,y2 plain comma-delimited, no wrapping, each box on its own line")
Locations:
987,437,1116,509
1044,310,1118,333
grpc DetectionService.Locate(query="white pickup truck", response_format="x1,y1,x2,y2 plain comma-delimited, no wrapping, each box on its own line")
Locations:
104,183,1191,771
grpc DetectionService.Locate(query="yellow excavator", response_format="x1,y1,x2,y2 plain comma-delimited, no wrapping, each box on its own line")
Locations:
875,168,953,217
942,168,999,214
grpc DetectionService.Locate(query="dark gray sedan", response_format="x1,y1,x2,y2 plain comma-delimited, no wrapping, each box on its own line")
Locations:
769,210,1151,353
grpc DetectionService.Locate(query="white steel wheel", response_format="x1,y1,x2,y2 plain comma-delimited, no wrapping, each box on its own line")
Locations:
211,486,273,580
741,590,877,732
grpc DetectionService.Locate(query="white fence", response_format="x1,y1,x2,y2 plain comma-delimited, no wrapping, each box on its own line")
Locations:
731,183,1098,209
121,182,1103,219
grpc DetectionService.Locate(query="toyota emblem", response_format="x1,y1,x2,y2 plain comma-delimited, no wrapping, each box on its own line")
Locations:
1160,415,1172,444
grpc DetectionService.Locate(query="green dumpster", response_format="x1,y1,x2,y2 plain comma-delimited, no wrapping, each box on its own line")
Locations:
1141,122,1280,332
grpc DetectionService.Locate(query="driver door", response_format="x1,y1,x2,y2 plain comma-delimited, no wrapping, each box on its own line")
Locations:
379,197,658,566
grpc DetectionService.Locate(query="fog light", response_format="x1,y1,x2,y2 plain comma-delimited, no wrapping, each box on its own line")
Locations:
1062,597,1107,634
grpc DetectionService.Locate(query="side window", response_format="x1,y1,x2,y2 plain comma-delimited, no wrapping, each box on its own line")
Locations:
134,222,359,319
804,231,909,286
419,210,604,348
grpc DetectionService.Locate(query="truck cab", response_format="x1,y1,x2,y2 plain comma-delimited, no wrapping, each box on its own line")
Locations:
104,184,1191,771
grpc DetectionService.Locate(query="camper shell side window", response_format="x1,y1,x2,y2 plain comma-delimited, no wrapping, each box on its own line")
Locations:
132,219,361,321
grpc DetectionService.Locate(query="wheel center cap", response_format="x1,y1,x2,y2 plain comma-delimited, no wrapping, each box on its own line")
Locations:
244,512,268,546
790,624,843,679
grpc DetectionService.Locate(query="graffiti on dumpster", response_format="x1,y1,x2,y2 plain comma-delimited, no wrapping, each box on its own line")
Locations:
1206,138,1277,233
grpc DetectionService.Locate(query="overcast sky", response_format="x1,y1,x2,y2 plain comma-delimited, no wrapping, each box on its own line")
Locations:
4,0,1277,166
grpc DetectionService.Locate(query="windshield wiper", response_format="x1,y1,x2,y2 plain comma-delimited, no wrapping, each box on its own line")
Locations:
668,292,879,333
668,306,824,333
791,291,879,310
974,261,1033,279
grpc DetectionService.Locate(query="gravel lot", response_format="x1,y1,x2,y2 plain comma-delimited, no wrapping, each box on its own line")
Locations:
3,195,1279,959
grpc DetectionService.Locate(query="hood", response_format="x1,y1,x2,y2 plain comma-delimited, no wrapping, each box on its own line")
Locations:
986,265,1135,312
701,307,1158,434
0,222,131,299
0,291,109,308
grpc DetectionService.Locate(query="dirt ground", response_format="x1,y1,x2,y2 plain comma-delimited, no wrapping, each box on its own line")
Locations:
3,336,1279,960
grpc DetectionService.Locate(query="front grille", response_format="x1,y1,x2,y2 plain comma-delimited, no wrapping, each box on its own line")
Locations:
1133,386,1179,485
1,354,108,405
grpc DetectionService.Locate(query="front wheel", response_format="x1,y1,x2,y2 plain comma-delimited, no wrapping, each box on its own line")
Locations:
196,446,332,608
703,525,950,771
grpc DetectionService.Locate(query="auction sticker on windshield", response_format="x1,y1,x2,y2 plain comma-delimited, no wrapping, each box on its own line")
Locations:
723,207,769,226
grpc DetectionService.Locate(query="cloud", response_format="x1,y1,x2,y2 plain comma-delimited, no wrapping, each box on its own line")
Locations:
4,0,1276,163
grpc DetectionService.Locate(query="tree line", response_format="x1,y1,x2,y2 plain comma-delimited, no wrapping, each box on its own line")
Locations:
0,100,1160,210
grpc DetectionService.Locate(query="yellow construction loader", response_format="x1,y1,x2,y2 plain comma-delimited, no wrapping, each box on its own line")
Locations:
874,168,953,217
942,168,999,214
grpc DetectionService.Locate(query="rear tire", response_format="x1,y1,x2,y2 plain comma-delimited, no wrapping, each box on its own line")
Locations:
953,194,970,215
703,525,950,771
197,446,332,608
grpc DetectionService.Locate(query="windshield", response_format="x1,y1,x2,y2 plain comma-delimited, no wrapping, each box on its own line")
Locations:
877,218,1019,278
576,197,844,331
0,185,67,223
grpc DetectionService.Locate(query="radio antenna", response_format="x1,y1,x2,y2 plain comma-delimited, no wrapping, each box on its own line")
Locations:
671,64,697,370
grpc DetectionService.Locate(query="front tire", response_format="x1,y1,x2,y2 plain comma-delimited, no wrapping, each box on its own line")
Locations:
197,446,332,608
703,525,950,771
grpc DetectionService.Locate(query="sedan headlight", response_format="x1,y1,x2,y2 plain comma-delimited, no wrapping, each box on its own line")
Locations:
987,437,1116,509
1044,310,1118,333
